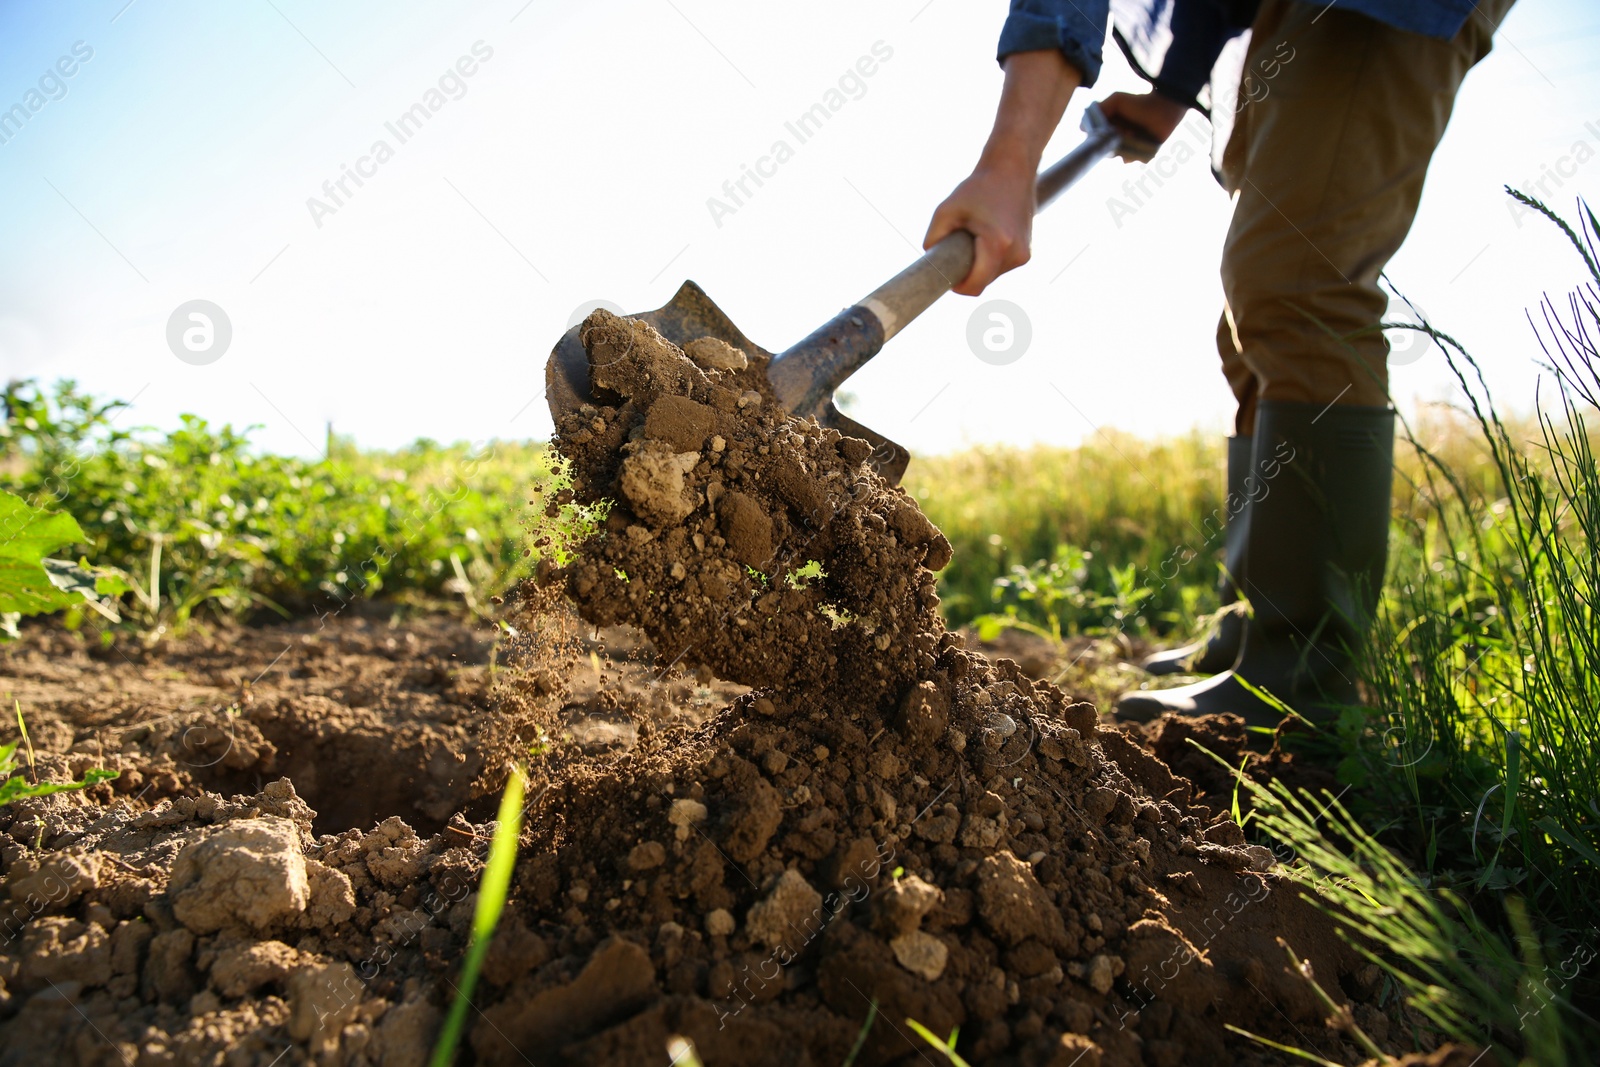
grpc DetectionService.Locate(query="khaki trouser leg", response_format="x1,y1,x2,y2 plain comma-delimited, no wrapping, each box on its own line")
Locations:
1216,0,1513,433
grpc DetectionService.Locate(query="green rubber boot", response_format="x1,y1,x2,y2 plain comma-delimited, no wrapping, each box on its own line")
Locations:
1115,401,1394,727
1140,435,1252,676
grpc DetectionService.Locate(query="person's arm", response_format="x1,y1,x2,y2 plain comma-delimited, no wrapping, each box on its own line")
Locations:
925,0,1110,296
923,49,1081,296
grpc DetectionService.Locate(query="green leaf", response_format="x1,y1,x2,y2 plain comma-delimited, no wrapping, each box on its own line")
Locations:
0,766,119,806
972,613,1006,642
0,489,89,617
1534,816,1600,870
42,557,127,621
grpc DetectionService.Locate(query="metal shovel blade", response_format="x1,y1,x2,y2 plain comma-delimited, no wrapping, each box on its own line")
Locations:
545,282,911,482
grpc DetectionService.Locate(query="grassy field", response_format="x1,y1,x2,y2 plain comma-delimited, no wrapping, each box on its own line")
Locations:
4,201,1597,1061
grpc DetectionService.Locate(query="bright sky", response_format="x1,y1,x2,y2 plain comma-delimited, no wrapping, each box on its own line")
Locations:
1,1,1596,459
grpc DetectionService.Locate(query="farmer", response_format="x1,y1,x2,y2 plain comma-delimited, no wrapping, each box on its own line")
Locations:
925,0,1514,724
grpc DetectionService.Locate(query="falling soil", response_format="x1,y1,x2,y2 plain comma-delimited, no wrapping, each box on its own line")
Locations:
550,309,952,714
0,311,1462,1065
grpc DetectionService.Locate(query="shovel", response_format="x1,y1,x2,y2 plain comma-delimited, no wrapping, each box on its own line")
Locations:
546,103,1155,484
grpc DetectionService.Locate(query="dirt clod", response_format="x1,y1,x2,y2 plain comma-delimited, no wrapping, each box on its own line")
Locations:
169,817,310,934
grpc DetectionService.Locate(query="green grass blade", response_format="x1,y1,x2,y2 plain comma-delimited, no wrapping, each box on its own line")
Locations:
1223,1025,1349,1066
429,766,526,1067
906,1018,971,1067
666,1035,704,1066
840,1000,878,1067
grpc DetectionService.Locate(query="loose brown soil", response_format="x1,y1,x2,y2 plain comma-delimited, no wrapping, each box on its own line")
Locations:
0,311,1452,1065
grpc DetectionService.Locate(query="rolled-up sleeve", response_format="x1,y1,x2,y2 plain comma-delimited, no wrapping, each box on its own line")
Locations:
998,0,1111,87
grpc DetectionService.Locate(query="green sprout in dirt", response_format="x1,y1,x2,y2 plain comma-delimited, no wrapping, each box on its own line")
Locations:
666,1035,703,1066
818,604,855,629
0,700,117,807
906,1018,970,1067
841,1000,879,1067
745,565,769,586
526,727,554,761
429,765,526,1067
786,560,826,589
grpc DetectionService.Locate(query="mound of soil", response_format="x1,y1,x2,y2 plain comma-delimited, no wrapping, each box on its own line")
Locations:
0,311,1430,1066
493,311,1386,1064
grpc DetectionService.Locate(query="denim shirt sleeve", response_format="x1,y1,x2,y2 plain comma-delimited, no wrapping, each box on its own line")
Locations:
997,0,1111,87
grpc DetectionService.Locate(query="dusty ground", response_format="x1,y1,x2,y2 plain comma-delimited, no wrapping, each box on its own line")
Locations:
0,311,1440,1066
0,609,1402,1067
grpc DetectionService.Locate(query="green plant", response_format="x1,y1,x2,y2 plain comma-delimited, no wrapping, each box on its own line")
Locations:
840,1000,878,1067
971,542,1152,644
0,486,126,638
786,560,826,589
1,381,584,636
666,1035,705,1066
429,765,526,1067
1343,196,1600,947
906,1018,971,1067
1243,777,1583,1063
911,432,1222,637
0,701,118,806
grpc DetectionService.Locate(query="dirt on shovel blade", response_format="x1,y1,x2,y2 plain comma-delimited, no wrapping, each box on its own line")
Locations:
0,309,1420,1066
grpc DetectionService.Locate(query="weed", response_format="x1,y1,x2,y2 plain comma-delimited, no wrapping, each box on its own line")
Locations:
0,700,117,807
786,559,826,589
906,1018,971,1067
1337,197,1599,1007
429,765,526,1067
841,1000,878,1067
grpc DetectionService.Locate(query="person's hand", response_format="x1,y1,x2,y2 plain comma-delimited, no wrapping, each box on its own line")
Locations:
1098,91,1189,144
922,48,1080,295
923,158,1036,297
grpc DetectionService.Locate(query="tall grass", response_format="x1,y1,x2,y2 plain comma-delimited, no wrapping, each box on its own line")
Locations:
1349,198,1600,944
1227,196,1600,1062
1243,779,1579,1065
